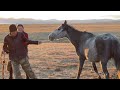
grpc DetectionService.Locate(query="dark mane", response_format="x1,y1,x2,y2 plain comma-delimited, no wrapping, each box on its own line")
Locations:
67,24,94,35
66,24,95,40
67,24,82,33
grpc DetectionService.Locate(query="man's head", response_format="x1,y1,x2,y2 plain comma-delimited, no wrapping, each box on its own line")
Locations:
9,24,17,37
17,24,24,32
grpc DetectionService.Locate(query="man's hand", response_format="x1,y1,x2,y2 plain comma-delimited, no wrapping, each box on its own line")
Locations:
1,50,9,55
1,50,6,55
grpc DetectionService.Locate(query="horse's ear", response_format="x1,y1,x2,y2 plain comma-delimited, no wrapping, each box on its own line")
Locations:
64,20,67,25
62,20,67,26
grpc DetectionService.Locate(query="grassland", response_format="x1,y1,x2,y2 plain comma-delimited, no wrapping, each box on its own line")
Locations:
0,24,120,79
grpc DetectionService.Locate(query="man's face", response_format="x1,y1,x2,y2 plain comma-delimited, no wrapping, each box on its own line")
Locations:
17,26,24,32
10,31,17,37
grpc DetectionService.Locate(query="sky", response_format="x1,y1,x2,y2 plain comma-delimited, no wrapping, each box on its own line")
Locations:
0,11,120,20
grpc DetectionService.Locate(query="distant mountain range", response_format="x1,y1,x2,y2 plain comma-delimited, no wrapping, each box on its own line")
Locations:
0,18,120,24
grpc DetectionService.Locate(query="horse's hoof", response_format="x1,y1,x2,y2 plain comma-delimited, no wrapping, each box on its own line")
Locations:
77,77,80,79
9,77,13,79
98,76,101,79
26,77,30,79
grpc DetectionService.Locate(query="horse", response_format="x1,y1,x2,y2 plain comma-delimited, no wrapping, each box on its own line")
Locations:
48,20,120,79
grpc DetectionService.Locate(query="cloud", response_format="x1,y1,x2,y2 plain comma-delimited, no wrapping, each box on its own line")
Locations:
102,15,120,19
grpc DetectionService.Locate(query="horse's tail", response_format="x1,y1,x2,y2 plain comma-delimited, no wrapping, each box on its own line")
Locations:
112,40,120,78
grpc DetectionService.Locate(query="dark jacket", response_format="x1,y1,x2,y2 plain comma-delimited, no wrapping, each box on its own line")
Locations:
23,31,28,45
22,31,29,52
3,32,38,60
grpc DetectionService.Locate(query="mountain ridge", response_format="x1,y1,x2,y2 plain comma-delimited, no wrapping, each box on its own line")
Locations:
0,18,120,24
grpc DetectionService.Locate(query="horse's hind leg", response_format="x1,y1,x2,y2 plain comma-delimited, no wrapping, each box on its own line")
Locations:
26,73,29,79
101,61,109,79
92,62,101,79
101,42,110,79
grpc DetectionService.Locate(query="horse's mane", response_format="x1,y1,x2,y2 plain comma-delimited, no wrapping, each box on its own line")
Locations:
67,24,94,36
67,24,82,32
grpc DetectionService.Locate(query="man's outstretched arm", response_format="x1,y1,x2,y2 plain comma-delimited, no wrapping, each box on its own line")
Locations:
21,33,42,45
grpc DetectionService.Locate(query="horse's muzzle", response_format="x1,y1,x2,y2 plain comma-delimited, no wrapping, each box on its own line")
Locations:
48,35,54,41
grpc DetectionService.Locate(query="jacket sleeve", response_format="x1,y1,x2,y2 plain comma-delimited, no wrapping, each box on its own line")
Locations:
21,33,39,45
3,37,9,53
26,33,29,39
23,32,29,45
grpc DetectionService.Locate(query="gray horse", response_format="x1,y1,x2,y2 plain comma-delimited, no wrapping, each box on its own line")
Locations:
48,20,120,79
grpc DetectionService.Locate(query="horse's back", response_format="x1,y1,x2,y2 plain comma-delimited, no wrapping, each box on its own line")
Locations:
95,33,119,59
96,33,118,41
87,33,119,62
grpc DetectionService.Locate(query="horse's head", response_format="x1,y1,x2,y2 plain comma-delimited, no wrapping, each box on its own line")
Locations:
48,20,68,41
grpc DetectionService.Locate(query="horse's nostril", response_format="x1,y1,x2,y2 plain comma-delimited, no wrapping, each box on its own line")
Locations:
48,33,56,41
49,36,54,41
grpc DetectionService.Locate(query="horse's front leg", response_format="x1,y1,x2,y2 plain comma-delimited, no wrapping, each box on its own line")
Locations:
75,46,86,79
77,56,86,79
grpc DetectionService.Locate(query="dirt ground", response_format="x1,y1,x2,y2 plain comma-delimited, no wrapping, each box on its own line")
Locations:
0,43,117,79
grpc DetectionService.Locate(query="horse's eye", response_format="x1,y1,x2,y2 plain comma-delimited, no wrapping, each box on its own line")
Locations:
62,29,65,31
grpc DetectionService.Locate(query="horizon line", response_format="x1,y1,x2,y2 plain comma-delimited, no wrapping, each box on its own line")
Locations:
0,17,120,20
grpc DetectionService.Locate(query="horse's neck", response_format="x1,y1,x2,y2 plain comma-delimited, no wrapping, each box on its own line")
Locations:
66,29,81,48
66,29,95,50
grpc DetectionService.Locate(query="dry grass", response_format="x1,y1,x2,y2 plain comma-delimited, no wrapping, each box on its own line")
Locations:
0,24,119,79
0,43,117,79
1,24,120,33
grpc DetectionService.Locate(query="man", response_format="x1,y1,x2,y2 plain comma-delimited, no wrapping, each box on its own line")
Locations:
3,24,41,79
7,24,30,79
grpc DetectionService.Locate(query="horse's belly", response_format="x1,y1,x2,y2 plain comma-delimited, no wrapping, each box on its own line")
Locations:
85,37,100,62
87,46,100,62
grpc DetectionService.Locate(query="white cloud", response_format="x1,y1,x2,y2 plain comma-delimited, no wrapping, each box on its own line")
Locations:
0,11,120,20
